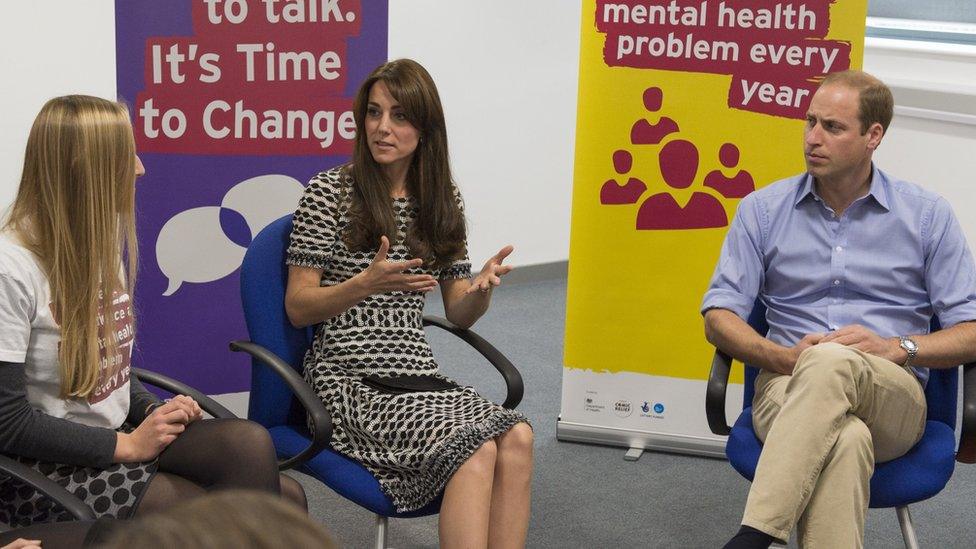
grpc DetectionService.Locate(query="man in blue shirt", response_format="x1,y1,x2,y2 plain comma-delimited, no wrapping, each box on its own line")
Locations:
702,70,976,548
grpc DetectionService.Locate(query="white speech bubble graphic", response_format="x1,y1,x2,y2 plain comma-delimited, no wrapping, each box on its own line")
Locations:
157,206,246,296
221,174,305,239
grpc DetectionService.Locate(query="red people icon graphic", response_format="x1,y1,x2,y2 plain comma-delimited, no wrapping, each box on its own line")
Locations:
704,143,756,199
636,139,728,230
600,150,647,204
599,86,755,230
630,87,679,146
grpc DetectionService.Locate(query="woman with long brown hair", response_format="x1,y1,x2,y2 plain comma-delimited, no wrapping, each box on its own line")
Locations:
0,95,305,547
286,58,534,548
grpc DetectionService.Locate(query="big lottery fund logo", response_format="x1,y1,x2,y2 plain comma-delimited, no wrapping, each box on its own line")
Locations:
156,174,304,295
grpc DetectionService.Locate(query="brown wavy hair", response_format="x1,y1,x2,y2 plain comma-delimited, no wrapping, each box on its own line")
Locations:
344,58,466,268
3,95,137,399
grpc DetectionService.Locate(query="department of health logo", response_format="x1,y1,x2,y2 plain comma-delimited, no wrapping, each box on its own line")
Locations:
584,391,605,413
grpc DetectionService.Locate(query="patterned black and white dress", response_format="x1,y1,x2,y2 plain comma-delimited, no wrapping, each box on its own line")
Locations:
287,167,528,512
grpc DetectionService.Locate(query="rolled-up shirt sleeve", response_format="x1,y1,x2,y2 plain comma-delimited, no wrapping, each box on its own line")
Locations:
923,197,976,328
701,195,765,320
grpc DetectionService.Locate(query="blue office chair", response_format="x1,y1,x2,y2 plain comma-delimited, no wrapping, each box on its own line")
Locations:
230,215,524,549
705,304,976,549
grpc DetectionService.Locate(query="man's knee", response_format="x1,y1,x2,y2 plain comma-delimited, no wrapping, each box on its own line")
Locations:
833,416,874,463
793,342,862,382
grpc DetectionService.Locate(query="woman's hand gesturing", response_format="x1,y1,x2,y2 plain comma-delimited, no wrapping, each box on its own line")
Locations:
358,236,438,294
466,245,514,294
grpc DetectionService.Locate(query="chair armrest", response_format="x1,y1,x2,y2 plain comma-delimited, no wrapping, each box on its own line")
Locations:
133,367,237,420
706,349,733,436
957,362,976,464
423,315,524,410
0,454,95,521
229,341,333,471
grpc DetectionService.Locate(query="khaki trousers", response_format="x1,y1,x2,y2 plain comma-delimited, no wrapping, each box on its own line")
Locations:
743,342,927,548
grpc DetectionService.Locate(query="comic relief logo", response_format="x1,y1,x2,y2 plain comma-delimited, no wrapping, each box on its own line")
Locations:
614,399,633,418
156,174,304,295
600,86,755,231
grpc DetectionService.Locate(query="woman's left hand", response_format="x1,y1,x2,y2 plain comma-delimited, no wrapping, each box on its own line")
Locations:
169,395,204,423
466,245,515,294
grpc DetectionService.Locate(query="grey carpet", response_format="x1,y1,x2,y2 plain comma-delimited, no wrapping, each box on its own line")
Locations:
289,278,976,548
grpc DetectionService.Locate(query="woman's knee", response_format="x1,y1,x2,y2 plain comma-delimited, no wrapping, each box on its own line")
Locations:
206,418,276,457
460,440,497,478
497,423,534,464
279,474,308,511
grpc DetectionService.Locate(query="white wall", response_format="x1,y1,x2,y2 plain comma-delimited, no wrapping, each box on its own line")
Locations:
864,38,976,250
0,1,117,209
389,1,580,267
1,4,974,265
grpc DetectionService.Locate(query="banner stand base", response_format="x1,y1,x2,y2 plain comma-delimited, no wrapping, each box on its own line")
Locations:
623,447,644,461
557,417,727,459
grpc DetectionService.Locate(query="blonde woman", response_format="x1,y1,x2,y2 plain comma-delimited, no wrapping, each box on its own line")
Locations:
0,96,305,544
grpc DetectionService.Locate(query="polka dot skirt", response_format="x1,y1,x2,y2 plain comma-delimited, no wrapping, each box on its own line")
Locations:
0,455,157,527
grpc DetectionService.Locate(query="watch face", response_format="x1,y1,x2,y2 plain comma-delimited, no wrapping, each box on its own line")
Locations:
901,338,918,353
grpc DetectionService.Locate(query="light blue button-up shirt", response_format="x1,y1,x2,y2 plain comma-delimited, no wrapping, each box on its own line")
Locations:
702,166,976,385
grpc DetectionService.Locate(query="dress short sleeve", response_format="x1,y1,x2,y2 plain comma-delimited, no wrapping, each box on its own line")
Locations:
439,184,472,280
287,168,348,270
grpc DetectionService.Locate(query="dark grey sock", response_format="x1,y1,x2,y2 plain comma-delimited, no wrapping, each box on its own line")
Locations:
722,525,776,549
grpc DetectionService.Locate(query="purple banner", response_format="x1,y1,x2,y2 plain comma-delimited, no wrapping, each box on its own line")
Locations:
115,0,388,393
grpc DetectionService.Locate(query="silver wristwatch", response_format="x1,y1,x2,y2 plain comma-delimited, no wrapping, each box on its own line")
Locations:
899,336,918,368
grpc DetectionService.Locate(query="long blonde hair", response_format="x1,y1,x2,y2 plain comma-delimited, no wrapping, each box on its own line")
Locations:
3,95,138,399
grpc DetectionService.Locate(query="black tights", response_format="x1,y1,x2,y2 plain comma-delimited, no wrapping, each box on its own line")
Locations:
137,418,306,513
0,419,306,548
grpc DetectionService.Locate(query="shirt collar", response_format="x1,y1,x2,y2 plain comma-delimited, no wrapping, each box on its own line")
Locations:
793,164,890,212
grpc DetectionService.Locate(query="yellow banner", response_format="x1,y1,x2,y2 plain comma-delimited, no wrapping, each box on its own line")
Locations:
565,0,868,382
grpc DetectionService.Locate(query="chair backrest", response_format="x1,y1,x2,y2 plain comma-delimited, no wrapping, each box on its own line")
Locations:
240,215,313,430
741,303,957,428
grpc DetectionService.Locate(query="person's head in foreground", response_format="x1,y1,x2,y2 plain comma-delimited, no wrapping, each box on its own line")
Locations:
97,490,335,549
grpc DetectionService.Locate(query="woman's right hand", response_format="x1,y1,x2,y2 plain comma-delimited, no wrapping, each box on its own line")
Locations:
357,236,438,294
2,539,42,549
114,400,194,462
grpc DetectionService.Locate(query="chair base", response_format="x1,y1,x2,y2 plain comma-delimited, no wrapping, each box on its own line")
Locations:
375,514,388,549
896,505,919,549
